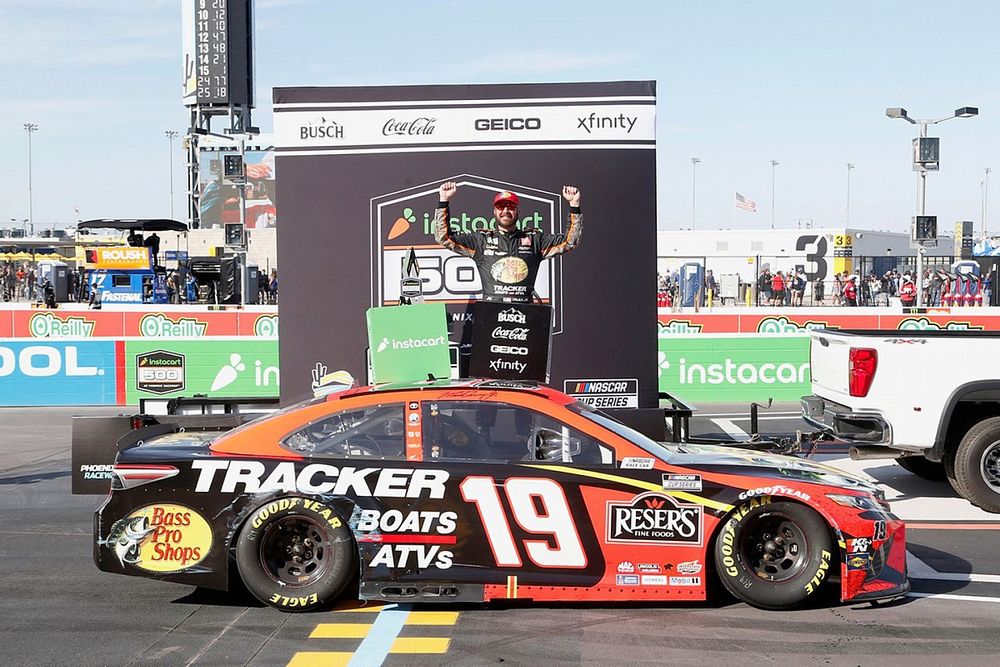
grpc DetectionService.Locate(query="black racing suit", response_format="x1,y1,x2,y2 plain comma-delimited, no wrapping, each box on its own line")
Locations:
433,202,583,303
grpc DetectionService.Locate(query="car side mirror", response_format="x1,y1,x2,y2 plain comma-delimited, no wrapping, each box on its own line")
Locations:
527,427,581,462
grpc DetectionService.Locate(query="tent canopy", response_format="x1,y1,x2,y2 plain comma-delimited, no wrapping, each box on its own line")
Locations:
77,219,187,232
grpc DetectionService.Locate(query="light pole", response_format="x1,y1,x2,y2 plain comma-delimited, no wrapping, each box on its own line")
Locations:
165,130,179,219
886,106,978,307
690,157,700,228
24,123,38,236
770,160,779,228
846,163,854,226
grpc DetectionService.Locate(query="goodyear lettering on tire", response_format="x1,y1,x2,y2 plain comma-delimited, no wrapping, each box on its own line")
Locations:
720,495,773,585
269,592,319,609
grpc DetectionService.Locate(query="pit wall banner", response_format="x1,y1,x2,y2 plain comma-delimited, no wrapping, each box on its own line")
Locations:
0,337,278,407
0,309,278,338
657,309,1000,402
273,81,658,407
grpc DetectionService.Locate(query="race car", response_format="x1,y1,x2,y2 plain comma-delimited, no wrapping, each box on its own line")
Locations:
94,378,908,612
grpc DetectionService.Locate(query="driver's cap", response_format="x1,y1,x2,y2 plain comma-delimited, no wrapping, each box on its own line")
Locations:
493,191,519,207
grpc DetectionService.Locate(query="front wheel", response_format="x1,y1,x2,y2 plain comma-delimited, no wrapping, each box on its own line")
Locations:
714,499,835,610
952,417,1000,513
235,497,355,612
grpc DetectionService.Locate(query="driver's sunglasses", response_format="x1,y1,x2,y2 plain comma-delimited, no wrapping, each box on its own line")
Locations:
494,202,518,211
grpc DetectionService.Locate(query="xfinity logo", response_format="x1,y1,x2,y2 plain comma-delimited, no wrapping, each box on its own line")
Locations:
474,117,541,131
383,117,437,136
300,117,344,140
606,492,702,545
577,112,637,134
489,358,526,374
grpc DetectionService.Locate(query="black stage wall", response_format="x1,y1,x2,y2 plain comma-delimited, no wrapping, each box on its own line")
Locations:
273,81,658,407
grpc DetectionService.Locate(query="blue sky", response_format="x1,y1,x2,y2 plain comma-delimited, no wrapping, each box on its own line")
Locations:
1,0,997,234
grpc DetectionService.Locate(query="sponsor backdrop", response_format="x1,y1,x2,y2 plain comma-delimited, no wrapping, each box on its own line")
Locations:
273,81,658,407
0,340,119,406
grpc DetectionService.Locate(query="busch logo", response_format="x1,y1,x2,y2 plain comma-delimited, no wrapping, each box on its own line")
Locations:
300,117,343,140
497,308,527,324
492,326,529,341
606,492,702,546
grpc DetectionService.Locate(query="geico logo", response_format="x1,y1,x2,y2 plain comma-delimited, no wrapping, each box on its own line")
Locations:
101,249,146,261
356,509,457,534
676,357,809,385
474,117,541,131
369,544,453,569
490,344,528,355
191,460,449,498
0,345,99,377
300,122,343,139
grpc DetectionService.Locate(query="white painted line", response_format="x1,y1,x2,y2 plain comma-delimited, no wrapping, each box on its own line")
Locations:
907,551,1000,584
907,592,1000,604
698,412,802,418
710,419,748,438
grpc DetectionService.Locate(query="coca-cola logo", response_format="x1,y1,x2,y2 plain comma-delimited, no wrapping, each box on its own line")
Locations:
382,117,437,137
492,326,529,341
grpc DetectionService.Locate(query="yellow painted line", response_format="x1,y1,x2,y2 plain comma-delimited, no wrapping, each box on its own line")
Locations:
390,637,451,654
287,652,353,667
309,623,372,639
333,603,392,613
405,611,459,625
523,464,734,512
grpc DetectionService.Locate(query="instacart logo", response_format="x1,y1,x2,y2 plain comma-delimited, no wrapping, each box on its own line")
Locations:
376,335,447,353
28,313,95,337
209,353,279,391
671,356,809,385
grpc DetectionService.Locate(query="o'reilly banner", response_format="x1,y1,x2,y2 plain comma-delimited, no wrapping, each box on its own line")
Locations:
274,81,658,406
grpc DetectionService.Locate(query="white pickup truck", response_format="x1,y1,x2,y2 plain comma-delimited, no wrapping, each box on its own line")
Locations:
801,328,1000,512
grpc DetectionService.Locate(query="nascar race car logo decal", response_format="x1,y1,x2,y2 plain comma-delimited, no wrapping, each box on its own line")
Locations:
102,504,212,573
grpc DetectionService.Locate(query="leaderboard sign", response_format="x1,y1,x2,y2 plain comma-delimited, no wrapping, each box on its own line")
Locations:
182,0,254,107
273,81,658,408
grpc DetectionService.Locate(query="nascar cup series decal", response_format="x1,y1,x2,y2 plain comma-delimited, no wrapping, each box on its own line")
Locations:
564,378,638,409
103,504,212,573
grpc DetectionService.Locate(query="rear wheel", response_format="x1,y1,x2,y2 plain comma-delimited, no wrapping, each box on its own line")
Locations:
952,417,1000,513
235,497,355,612
714,498,835,610
896,456,947,481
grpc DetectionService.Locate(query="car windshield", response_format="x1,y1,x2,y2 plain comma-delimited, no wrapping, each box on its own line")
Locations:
568,402,675,462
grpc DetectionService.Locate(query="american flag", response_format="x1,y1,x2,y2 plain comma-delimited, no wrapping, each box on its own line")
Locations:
735,192,757,212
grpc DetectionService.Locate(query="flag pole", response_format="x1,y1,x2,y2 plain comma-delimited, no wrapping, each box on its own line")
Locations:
733,194,737,229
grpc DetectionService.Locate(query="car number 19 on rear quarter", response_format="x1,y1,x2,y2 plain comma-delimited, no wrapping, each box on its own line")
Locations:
460,476,588,568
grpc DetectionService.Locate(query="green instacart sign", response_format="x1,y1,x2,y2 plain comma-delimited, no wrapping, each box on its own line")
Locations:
658,335,810,402
125,339,279,403
367,304,451,383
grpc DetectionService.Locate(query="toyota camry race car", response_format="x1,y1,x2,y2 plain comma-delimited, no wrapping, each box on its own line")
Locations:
94,379,908,612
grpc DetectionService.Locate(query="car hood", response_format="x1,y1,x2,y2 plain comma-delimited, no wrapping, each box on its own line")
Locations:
663,442,879,493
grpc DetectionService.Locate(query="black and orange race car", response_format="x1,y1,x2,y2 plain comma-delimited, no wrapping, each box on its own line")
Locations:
94,379,908,612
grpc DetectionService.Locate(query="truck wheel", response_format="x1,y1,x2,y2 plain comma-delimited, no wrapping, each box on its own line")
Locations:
714,499,835,610
896,456,947,481
235,497,355,612
953,417,1000,513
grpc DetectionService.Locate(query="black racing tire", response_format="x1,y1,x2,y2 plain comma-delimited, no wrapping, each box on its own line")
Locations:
896,456,947,481
952,417,1000,513
714,498,835,610
235,497,355,612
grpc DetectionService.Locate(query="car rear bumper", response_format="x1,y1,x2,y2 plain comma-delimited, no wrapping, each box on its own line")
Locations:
801,395,890,444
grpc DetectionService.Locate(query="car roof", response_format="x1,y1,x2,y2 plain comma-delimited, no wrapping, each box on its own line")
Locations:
334,377,574,405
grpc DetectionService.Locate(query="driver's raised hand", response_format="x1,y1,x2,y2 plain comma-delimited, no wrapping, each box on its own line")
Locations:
439,182,458,202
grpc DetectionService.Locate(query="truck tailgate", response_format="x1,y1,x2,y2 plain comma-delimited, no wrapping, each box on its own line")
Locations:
810,331,851,396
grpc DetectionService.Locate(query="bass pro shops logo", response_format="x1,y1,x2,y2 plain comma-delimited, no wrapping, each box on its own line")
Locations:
606,492,703,546
369,175,565,334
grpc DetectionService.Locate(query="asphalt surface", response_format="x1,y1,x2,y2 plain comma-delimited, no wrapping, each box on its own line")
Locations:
2,404,1000,666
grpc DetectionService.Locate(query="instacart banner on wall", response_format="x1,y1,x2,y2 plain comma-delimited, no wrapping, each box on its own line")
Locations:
124,339,279,403
657,335,810,402
273,81,658,407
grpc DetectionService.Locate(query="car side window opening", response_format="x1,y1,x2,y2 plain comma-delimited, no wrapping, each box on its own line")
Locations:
280,403,406,459
423,400,613,465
